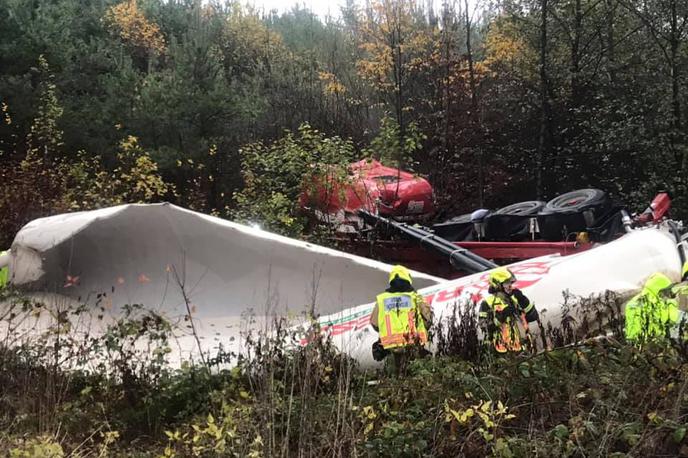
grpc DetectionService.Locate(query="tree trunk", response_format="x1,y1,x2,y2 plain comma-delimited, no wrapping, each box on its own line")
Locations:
669,0,685,172
605,0,616,84
571,0,582,105
536,0,550,199
465,0,483,206
438,5,452,205
394,7,405,156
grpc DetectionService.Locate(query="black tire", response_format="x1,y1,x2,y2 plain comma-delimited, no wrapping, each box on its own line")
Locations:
538,189,611,241
485,201,544,241
543,189,608,213
493,200,546,216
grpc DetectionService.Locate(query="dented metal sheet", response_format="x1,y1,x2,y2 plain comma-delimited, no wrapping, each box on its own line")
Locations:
316,228,683,365
3,203,442,362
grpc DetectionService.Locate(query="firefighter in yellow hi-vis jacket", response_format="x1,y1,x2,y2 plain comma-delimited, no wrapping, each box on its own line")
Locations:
625,272,679,343
370,265,432,374
479,267,539,353
671,261,688,311
0,251,9,289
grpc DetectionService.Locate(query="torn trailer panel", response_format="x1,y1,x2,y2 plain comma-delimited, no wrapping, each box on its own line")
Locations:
2,204,443,362
7,203,442,314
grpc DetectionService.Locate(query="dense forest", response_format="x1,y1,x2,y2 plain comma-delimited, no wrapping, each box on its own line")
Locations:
1,0,687,246
3,2,688,455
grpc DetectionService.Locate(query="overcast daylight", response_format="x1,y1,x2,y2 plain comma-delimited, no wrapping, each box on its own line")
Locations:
250,0,347,17
248,0,477,18
2,0,688,454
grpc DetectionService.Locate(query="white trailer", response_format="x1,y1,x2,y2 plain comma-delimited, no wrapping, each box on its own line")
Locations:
1,203,684,366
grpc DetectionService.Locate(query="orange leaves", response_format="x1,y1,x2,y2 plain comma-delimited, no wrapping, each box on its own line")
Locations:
318,72,347,95
104,0,166,55
356,43,394,88
483,18,536,78
356,0,435,92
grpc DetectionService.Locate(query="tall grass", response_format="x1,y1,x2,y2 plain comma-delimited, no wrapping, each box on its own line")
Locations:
1,285,688,457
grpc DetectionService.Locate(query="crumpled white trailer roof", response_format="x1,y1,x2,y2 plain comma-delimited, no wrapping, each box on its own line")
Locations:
8,203,442,317
4,204,444,363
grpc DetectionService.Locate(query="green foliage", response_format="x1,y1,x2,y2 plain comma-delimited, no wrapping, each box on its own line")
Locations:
3,286,688,456
365,115,426,170
63,135,171,210
4,0,688,454
0,55,173,247
0,287,222,454
26,55,64,156
7,436,64,458
2,0,687,241
233,123,356,237
161,406,262,457
0,58,70,247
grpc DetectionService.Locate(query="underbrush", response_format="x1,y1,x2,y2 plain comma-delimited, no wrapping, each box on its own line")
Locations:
1,288,688,457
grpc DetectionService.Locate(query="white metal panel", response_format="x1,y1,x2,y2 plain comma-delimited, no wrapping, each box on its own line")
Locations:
5,204,443,363
317,228,682,366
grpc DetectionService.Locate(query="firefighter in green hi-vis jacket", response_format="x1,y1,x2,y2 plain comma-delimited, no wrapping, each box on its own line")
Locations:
369,265,432,375
624,272,679,343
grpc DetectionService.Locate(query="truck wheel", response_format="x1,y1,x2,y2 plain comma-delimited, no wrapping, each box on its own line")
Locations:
538,189,611,241
485,201,545,241
493,200,546,216
543,189,608,213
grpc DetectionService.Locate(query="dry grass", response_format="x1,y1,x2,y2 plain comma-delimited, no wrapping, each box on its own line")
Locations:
1,286,688,457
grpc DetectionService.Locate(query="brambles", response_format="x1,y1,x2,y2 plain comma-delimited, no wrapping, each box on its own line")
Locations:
2,286,688,456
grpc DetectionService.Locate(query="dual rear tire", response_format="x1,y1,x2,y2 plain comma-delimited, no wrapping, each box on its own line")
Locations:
434,189,612,242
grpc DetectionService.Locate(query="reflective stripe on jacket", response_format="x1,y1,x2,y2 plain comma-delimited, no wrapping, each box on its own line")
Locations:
479,293,523,353
375,292,428,350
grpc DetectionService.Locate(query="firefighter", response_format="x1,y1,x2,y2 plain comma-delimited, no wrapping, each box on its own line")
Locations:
369,265,432,373
624,272,679,343
479,267,539,353
670,261,688,311
0,250,8,289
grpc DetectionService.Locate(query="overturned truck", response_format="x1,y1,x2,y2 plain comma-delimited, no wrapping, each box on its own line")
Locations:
0,203,686,366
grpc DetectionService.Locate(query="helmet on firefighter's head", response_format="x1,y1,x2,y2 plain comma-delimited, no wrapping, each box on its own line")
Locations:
643,272,673,297
683,261,688,281
489,267,516,289
389,265,413,286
